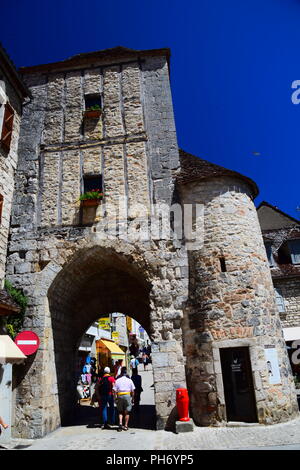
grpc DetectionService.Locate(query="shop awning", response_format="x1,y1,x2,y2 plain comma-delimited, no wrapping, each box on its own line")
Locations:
283,327,300,342
0,335,27,364
100,339,125,355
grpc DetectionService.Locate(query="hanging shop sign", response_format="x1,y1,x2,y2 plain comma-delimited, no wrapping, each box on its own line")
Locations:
126,317,132,332
98,317,111,331
264,346,282,385
14,331,40,356
112,331,120,344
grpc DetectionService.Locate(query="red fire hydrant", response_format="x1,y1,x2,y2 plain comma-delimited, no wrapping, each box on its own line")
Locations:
176,388,190,421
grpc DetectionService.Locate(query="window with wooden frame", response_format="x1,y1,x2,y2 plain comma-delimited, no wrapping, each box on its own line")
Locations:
0,102,14,153
0,194,3,224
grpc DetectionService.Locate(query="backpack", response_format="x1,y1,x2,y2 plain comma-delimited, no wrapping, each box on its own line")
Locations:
98,375,111,396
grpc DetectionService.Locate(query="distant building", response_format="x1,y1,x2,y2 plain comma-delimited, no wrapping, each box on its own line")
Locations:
0,43,29,441
258,201,300,382
0,44,29,309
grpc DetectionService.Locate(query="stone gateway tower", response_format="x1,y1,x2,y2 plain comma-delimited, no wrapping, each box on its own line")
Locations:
6,47,298,438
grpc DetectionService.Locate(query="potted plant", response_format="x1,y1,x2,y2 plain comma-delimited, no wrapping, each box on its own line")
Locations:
79,189,104,207
83,104,102,119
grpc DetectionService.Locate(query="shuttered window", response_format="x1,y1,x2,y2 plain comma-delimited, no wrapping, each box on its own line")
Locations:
288,240,300,265
274,287,285,313
0,102,14,153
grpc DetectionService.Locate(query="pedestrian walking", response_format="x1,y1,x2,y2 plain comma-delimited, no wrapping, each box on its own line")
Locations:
129,355,139,373
131,368,143,410
142,352,148,371
113,367,135,431
114,359,123,378
96,367,116,429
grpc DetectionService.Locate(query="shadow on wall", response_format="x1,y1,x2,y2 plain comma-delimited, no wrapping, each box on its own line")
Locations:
164,405,179,432
12,352,36,390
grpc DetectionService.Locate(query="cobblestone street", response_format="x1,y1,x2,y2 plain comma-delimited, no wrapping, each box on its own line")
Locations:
1,368,300,451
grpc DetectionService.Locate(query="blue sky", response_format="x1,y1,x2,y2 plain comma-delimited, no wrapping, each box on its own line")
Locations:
2,0,300,218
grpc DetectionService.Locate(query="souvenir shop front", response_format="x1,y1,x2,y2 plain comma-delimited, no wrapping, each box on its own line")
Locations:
77,353,97,400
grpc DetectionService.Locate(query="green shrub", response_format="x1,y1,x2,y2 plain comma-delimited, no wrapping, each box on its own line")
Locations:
3,280,28,339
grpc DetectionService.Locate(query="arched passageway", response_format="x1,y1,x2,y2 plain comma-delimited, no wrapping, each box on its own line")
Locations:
75,313,156,430
12,241,187,438
48,246,153,425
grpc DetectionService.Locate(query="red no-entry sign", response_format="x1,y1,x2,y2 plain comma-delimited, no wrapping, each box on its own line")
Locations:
14,331,40,356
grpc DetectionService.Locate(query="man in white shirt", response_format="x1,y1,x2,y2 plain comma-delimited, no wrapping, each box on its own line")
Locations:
113,367,135,431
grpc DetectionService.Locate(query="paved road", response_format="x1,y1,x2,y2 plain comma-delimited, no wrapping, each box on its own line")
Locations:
1,367,300,450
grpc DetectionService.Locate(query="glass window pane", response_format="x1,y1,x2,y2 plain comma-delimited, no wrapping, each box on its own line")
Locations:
288,240,300,264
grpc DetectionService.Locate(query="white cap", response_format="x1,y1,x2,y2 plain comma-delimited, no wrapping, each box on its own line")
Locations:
104,367,110,373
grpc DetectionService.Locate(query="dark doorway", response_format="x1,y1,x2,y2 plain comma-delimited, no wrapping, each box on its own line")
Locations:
220,347,258,423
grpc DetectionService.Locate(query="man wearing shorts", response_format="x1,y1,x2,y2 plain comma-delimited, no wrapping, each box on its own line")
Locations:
113,366,135,431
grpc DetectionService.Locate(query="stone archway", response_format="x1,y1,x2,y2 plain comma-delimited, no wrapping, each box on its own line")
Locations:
48,246,153,425
11,238,189,439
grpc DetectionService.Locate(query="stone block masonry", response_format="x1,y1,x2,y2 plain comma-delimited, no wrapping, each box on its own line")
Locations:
180,177,299,426
7,49,188,438
0,68,23,285
275,278,300,328
5,47,298,439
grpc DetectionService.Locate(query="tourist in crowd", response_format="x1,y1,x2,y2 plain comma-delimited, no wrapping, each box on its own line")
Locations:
114,359,123,378
131,368,143,410
142,352,149,371
95,367,116,429
130,355,139,373
114,367,135,431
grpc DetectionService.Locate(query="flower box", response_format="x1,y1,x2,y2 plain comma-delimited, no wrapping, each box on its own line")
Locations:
79,189,104,207
81,199,101,207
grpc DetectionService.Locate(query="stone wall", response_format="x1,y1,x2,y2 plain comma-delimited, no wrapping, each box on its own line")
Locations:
11,54,180,233
0,75,22,286
275,278,300,328
6,48,299,438
180,176,299,426
6,51,188,438
7,235,189,437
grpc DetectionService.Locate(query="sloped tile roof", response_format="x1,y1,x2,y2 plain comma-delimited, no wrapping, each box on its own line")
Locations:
177,149,259,198
19,46,170,74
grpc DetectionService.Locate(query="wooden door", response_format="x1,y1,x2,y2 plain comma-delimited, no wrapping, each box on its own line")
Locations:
220,347,258,423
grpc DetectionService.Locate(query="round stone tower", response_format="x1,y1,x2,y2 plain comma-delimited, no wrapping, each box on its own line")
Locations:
178,150,299,426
